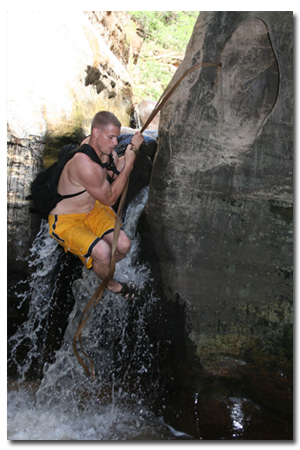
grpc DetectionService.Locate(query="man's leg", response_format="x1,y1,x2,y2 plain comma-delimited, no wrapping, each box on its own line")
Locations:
91,230,131,293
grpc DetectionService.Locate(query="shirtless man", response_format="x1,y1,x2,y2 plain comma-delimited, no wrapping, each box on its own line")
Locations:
48,111,144,297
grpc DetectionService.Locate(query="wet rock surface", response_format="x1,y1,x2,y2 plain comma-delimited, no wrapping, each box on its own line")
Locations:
145,12,293,370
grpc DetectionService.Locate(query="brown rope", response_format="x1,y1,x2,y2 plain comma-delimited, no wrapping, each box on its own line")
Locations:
72,61,221,379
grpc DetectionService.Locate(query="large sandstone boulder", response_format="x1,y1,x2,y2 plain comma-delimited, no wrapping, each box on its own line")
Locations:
144,12,293,370
7,11,133,141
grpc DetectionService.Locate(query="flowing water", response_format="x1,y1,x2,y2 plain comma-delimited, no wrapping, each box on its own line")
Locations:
7,187,293,440
7,188,191,441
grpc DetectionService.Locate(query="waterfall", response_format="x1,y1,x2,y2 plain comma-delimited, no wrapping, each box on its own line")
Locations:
8,220,62,380
7,187,190,440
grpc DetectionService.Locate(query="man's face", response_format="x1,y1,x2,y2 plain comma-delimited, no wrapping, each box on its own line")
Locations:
95,123,120,156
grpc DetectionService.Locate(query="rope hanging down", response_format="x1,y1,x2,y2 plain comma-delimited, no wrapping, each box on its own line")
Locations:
73,61,221,380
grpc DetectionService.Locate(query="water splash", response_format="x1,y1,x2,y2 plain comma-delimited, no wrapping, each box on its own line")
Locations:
7,381,181,440
8,187,187,440
8,220,62,380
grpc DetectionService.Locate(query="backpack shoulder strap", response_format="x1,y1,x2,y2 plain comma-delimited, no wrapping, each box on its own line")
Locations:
67,144,103,166
71,144,120,176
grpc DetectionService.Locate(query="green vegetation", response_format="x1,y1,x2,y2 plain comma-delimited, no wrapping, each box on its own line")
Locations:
127,11,199,102
129,11,198,52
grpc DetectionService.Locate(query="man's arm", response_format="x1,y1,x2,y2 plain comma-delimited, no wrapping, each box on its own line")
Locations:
70,146,137,206
113,132,144,175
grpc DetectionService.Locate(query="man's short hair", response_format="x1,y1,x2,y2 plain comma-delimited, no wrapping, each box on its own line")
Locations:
91,111,121,131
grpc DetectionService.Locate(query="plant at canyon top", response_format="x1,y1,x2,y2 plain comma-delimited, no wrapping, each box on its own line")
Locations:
126,11,199,102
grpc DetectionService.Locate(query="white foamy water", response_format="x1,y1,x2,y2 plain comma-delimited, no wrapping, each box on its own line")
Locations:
7,381,178,441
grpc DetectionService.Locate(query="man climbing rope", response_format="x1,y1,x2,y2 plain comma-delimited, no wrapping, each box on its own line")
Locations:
48,111,144,297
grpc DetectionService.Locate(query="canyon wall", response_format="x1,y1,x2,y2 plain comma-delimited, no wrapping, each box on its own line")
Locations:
144,11,293,371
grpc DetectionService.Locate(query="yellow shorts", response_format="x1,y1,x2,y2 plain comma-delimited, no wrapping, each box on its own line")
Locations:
48,201,119,269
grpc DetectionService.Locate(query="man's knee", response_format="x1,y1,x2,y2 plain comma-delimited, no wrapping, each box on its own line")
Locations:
118,233,131,256
91,240,111,266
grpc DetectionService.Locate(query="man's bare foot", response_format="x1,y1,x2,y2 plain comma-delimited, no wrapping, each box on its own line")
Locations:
107,281,139,298
107,280,123,294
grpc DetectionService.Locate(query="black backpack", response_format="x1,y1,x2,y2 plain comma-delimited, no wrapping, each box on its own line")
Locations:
29,143,119,216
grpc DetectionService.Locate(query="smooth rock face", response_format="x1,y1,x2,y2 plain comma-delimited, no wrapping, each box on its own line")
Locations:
145,12,293,368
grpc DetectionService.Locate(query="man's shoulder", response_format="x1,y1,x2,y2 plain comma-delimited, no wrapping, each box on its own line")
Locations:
66,153,103,182
71,151,102,167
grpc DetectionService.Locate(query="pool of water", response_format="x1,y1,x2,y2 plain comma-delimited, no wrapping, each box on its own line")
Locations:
7,357,293,441
159,357,293,440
